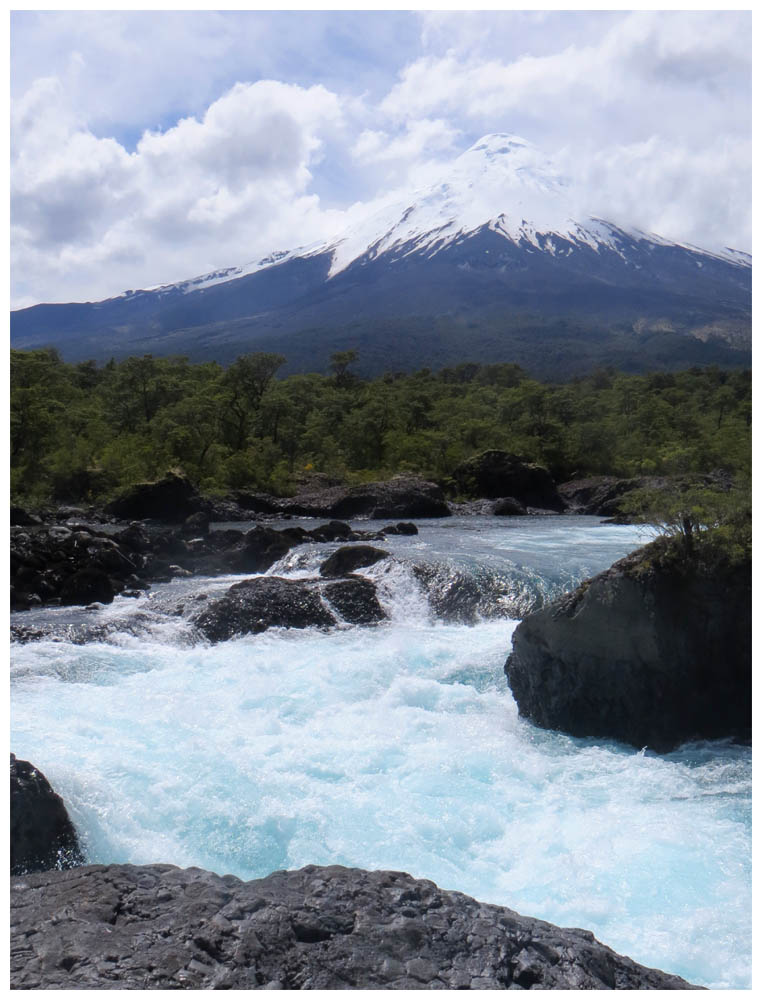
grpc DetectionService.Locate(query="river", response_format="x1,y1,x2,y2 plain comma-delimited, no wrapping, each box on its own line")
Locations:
10,515,751,989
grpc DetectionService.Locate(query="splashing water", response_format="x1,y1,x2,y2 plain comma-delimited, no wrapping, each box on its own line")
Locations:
10,517,749,988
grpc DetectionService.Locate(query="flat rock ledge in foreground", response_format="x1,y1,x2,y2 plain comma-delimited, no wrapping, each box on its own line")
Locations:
11,863,699,990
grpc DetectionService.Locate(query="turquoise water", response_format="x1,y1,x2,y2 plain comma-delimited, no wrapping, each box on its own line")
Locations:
10,517,751,989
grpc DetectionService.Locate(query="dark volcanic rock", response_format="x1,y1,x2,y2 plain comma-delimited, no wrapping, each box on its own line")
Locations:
453,451,563,510
10,505,42,527
323,577,387,625
227,525,294,574
382,521,419,535
11,523,140,609
10,862,699,989
493,497,528,516
192,577,335,642
104,472,202,523
505,537,751,751
307,519,355,542
181,511,210,537
10,754,83,876
319,544,390,578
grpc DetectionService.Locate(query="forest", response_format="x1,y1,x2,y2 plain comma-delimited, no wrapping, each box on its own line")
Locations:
10,347,751,506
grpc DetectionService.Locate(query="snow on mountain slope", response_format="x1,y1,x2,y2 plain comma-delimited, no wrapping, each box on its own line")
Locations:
143,132,748,298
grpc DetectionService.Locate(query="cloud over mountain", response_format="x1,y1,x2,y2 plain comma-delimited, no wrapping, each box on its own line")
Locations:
10,11,750,308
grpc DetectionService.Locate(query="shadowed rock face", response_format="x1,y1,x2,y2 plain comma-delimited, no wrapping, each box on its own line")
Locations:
452,451,564,510
10,755,83,875
104,472,202,522
505,538,751,751
10,863,699,990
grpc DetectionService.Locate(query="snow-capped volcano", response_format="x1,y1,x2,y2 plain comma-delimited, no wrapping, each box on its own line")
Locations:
155,132,746,297
11,133,751,377
323,133,577,277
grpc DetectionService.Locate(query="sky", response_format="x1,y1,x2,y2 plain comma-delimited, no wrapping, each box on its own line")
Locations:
10,9,752,308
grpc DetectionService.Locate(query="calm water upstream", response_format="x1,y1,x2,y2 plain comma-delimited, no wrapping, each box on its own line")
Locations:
10,516,751,989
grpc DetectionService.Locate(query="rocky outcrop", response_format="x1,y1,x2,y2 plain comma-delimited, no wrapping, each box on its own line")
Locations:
283,476,451,520
557,472,735,521
505,537,751,751
319,544,390,578
104,472,203,522
10,862,698,990
11,524,142,610
103,476,449,524
557,476,668,519
10,519,407,611
10,754,83,876
453,452,563,511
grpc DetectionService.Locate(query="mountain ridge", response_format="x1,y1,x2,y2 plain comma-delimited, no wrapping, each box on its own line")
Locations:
11,133,751,377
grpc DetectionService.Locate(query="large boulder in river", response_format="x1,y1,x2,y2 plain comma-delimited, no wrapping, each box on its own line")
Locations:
10,754,83,875
10,862,697,989
323,577,387,625
105,472,202,523
505,536,751,751
319,545,389,578
453,451,563,510
192,577,336,642
227,525,295,574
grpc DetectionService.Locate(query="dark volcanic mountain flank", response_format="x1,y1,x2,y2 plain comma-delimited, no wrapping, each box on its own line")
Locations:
12,134,750,377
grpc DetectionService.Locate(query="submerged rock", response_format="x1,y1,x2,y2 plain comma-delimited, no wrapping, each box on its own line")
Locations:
505,537,751,751
192,577,336,642
10,754,83,876
10,862,699,989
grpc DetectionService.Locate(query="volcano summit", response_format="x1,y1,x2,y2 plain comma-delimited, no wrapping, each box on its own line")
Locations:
11,134,750,377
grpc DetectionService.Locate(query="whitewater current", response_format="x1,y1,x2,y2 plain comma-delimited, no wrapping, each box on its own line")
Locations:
10,516,750,989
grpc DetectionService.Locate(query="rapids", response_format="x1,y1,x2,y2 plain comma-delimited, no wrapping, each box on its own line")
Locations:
10,516,750,989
